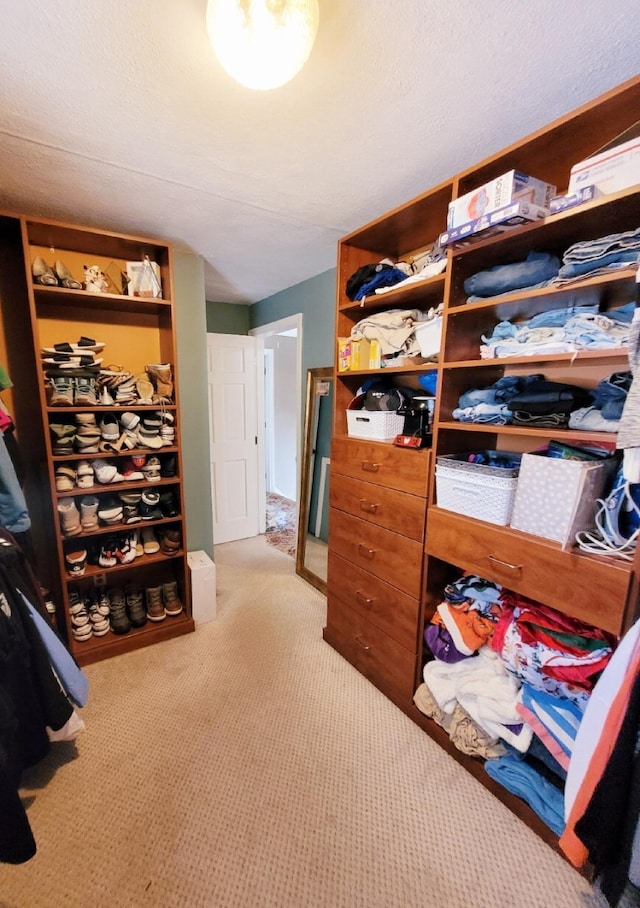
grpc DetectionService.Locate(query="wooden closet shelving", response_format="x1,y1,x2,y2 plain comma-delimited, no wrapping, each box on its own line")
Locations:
324,74,640,857
0,213,194,665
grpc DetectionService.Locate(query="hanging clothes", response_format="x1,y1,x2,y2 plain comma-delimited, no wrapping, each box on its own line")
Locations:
0,532,88,864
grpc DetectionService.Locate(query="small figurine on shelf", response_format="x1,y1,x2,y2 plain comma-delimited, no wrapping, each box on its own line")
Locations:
83,264,109,294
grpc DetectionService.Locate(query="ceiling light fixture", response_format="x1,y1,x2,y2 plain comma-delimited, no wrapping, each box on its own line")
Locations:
206,0,319,91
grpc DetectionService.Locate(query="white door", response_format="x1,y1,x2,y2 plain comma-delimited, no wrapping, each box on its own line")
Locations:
207,334,261,544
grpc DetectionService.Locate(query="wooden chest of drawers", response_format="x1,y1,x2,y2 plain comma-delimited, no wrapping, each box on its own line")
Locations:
329,507,423,598
325,440,430,709
325,593,418,708
426,507,632,636
330,436,430,497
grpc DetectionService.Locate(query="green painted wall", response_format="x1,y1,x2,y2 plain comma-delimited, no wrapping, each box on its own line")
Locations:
206,300,250,335
173,251,214,560
249,268,336,375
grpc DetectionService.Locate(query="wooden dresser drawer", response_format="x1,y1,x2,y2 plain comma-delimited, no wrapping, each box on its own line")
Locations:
426,507,632,636
325,595,417,706
331,436,430,497
330,472,426,542
329,507,423,598
328,550,420,650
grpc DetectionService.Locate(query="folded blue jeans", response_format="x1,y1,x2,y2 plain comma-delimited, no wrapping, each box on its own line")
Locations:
463,251,560,298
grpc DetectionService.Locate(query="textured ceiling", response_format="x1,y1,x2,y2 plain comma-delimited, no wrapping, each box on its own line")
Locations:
0,1,639,304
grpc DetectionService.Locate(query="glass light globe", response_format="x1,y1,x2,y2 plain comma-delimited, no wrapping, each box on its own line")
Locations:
207,0,319,91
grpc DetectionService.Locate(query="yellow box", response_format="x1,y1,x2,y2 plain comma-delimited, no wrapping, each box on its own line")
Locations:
350,339,370,370
338,338,352,372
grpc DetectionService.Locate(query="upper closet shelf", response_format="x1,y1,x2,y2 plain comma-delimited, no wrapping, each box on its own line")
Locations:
32,284,172,313
339,271,446,313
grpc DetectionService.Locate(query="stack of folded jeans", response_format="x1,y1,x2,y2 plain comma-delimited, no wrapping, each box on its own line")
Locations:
453,374,544,425
568,370,632,432
480,302,631,359
507,380,591,428
554,227,640,284
464,251,560,301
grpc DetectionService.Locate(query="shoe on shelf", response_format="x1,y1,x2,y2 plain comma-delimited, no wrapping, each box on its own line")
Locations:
49,423,76,455
32,256,58,285
74,377,98,407
93,459,121,484
160,455,176,478
121,457,144,481
54,260,83,290
162,581,183,617
132,529,144,557
86,592,110,636
145,363,173,402
58,498,82,537
75,425,101,454
76,461,95,488
140,489,162,521
97,497,124,526
120,411,140,431
65,548,87,577
160,425,175,446
98,538,118,568
55,464,76,492
43,338,105,354
142,456,161,482
80,495,100,531
69,593,92,641
141,526,160,555
95,588,111,617
159,527,182,556
49,375,75,406
116,532,137,565
99,384,115,406
145,585,166,622
107,588,130,634
159,490,179,518
99,417,119,442
135,374,154,405
75,412,98,427
125,586,147,628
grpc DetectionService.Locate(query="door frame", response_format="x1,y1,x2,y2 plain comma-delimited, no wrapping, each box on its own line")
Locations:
250,314,303,536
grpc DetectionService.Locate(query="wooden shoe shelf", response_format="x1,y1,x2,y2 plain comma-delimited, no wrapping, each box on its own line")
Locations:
324,75,640,856
0,214,194,665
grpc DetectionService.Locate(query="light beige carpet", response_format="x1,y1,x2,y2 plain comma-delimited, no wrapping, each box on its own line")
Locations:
0,536,618,907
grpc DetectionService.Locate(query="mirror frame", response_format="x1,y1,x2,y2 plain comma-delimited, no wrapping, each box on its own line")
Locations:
295,366,333,594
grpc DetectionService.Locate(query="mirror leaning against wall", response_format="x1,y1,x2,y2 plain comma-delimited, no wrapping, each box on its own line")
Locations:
296,367,333,593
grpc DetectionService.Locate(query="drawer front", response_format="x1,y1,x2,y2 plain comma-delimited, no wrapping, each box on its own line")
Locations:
329,508,423,598
330,472,426,542
332,436,430,498
328,550,420,650
325,595,417,706
426,507,631,636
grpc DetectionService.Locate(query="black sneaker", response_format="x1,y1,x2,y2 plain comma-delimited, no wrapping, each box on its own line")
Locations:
107,587,130,634
140,489,162,520
160,455,176,478
159,490,179,517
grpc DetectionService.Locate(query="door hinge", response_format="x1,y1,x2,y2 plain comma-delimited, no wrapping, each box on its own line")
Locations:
255,436,258,445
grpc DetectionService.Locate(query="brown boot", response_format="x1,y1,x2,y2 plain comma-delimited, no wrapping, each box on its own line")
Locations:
145,363,173,402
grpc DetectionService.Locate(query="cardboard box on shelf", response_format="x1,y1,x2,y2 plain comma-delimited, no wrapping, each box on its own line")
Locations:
549,184,602,213
439,200,549,248
568,137,640,196
337,337,352,372
447,170,556,229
